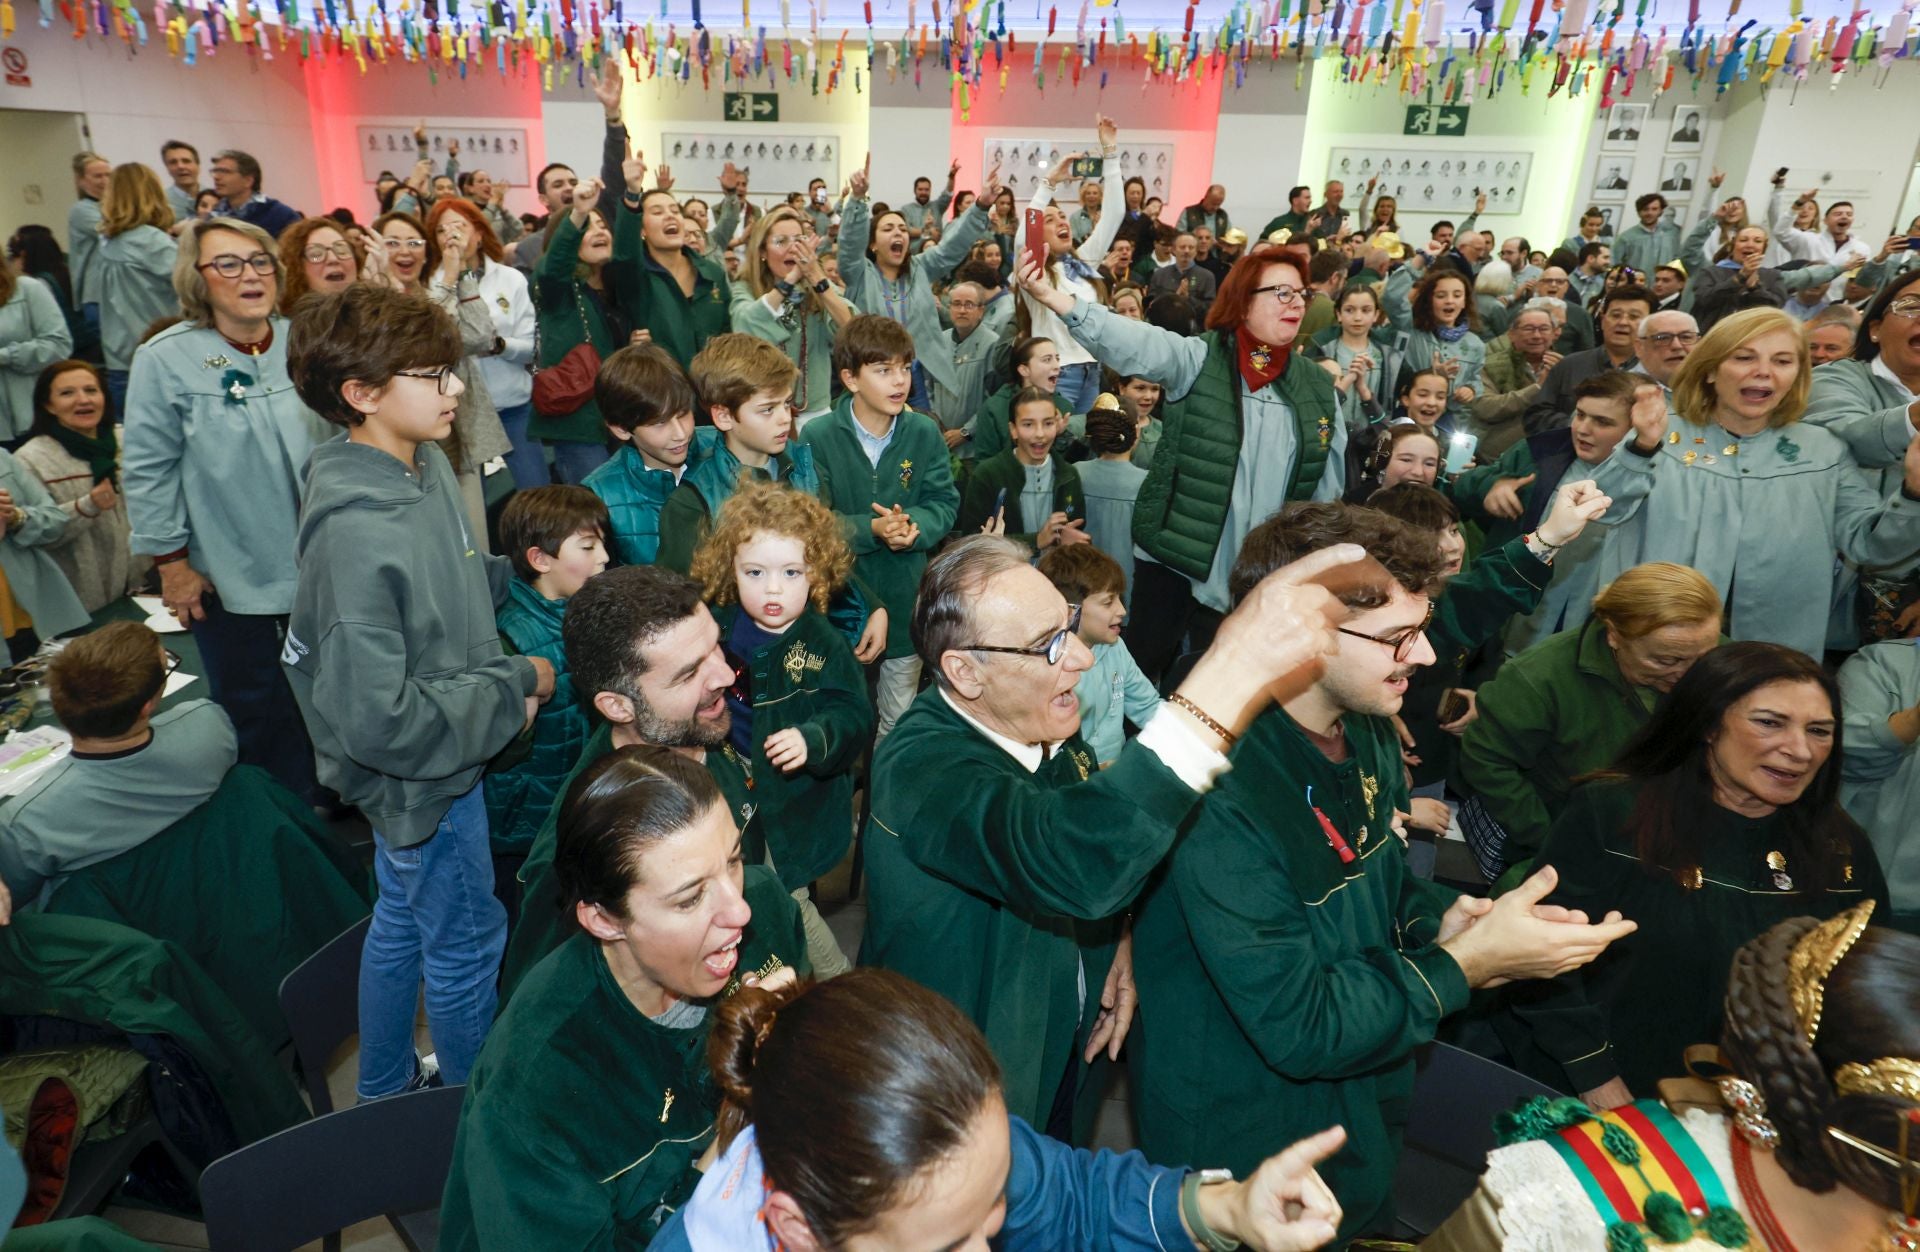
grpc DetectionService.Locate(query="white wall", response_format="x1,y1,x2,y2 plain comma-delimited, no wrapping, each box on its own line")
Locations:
867,105,955,205
0,109,87,245
1212,65,1313,233
0,22,323,218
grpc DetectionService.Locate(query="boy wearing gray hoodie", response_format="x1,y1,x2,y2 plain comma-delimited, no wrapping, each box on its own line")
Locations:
281,286,556,1101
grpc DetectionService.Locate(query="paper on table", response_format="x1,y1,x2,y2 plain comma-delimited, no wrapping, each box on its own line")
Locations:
163,671,196,697
0,725,72,797
132,595,186,635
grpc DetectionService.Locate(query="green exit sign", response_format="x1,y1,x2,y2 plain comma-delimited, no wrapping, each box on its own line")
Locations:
1404,104,1469,136
724,92,780,123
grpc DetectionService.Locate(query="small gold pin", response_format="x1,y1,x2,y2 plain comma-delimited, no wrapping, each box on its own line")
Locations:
659,1089,675,1123
1668,431,1682,444
1682,866,1704,890
1724,444,1739,457
1683,451,1698,465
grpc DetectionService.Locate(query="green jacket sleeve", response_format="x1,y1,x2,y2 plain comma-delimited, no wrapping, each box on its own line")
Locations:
904,419,961,549
1457,663,1559,862
535,214,585,302
653,482,708,574
1432,537,1552,656
797,634,875,779
1510,785,1634,1091
608,200,651,326
958,463,1004,542
880,740,1201,921
1451,441,1533,525
1168,794,1470,1079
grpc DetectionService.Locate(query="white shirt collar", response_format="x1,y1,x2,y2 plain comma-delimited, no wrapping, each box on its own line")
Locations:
940,688,1048,772
1872,354,1918,403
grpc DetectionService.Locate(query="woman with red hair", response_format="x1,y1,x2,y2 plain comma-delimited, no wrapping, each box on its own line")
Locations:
426,198,542,491
1015,241,1345,682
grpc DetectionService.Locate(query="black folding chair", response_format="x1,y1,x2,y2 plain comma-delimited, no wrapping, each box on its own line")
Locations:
199,1083,464,1252
1391,1041,1560,1237
278,915,372,1117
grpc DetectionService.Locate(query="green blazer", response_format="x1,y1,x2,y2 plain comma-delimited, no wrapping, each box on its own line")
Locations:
799,398,960,658
717,603,873,888
530,215,619,445
609,208,733,370
861,686,1201,1140
1131,707,1466,1243
970,383,1072,465
958,450,1084,550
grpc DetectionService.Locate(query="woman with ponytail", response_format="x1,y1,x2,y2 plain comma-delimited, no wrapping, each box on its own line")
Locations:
653,967,1349,1252
1428,906,1920,1250
439,745,810,1252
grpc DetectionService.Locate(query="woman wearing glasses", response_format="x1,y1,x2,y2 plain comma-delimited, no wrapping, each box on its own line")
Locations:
1573,307,1920,658
120,217,332,803
1013,240,1346,686
1806,270,1920,643
276,216,364,312
94,164,180,417
731,205,861,430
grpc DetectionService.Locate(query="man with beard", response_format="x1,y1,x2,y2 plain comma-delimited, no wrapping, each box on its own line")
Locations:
500,565,754,998
1130,503,1636,1245
861,532,1370,1145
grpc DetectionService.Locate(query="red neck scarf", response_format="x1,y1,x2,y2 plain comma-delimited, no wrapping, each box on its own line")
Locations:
221,323,275,357
1238,333,1291,392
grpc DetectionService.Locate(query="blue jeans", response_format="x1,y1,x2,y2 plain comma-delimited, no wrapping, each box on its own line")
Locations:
549,439,611,485
495,402,549,491
357,784,507,1099
1055,360,1100,415
105,369,129,425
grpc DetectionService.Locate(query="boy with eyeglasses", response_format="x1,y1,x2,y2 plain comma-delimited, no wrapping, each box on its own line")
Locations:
281,285,556,1101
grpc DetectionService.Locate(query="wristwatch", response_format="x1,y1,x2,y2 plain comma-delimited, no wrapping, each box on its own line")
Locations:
811,278,831,293
1180,1170,1240,1252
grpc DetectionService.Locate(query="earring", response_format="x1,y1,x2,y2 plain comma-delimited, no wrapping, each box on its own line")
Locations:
1719,1076,1780,1149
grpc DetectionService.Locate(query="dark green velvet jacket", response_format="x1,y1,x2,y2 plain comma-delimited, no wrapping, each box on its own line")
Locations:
957,450,1084,551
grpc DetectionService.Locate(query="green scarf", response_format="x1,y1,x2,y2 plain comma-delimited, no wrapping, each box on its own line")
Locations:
49,422,117,486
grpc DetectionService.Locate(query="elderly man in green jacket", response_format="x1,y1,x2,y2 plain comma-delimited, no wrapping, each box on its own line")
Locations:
1130,502,1638,1245
861,531,1374,1144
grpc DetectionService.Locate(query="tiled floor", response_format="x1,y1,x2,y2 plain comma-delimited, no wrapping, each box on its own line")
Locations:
91,826,1140,1249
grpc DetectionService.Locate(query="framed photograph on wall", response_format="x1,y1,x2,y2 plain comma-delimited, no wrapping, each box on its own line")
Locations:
661,133,839,196
983,138,1176,201
1667,107,1705,154
1591,156,1635,200
1602,103,1648,152
1326,148,1532,214
1657,157,1699,195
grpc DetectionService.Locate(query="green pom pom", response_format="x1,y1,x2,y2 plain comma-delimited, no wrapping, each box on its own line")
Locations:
1703,1205,1751,1247
1601,1121,1642,1166
1493,1095,1596,1146
1605,1221,1648,1252
1642,1192,1692,1243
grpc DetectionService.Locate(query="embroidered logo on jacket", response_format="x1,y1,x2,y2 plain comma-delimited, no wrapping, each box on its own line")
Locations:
782,642,826,685
899,458,914,490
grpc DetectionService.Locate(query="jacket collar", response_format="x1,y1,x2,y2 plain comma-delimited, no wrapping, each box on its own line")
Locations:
938,688,1051,770
1574,618,1633,695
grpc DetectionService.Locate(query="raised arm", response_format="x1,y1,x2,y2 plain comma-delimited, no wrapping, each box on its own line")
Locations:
1075,117,1126,264
1016,257,1206,399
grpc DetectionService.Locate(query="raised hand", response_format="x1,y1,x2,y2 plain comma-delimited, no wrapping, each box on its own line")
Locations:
448,138,460,158
1095,112,1118,152
982,158,1004,201
1708,167,1726,189
946,157,961,186
719,161,743,194
655,164,675,192
847,153,871,199
1014,254,1074,315
1047,151,1089,186
1537,479,1612,547
1629,382,1668,452
1481,473,1534,520
594,56,624,119
622,150,647,192
571,177,604,222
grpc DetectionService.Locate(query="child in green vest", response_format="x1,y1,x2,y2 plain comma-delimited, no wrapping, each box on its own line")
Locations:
582,344,722,567
690,478,872,977
798,314,960,736
971,336,1071,464
484,486,610,858
958,386,1088,552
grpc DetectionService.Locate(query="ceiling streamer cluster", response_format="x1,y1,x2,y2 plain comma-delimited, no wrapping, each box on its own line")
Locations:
3,0,1914,110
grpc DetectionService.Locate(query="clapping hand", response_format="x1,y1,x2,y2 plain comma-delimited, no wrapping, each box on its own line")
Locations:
870,502,918,551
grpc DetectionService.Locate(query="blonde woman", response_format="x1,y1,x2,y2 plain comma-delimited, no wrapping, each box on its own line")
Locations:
96,163,179,413
0,259,73,440
1016,114,1125,414
732,205,859,428
1574,307,1920,656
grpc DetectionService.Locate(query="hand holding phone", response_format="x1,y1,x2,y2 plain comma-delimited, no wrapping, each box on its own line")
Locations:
1069,156,1104,180
1024,207,1048,275
1445,431,1479,477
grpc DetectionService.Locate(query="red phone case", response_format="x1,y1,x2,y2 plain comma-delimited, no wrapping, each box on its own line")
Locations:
1024,207,1047,274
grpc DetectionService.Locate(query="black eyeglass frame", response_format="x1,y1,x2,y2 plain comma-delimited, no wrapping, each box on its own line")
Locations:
392,367,459,395
963,603,1083,667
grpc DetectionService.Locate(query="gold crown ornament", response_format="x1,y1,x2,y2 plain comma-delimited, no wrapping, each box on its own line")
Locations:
1788,900,1876,1045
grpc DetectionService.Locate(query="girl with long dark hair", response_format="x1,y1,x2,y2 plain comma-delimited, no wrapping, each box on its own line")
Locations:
1510,642,1888,1111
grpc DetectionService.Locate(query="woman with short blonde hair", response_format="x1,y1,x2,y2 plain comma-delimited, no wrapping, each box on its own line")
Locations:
1576,306,1920,656
96,163,180,408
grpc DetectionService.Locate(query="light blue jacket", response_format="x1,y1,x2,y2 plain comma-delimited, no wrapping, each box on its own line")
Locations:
67,198,102,307
121,318,331,615
1383,263,1487,434
1837,641,1920,917
1573,414,1920,657
837,197,990,396
96,226,180,372
1076,638,1160,766
0,449,89,640
0,277,74,438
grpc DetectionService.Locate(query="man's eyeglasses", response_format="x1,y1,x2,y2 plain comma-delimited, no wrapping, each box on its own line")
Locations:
1885,296,1920,321
302,241,356,263
1250,284,1307,305
1336,602,1435,663
964,603,1082,667
197,253,275,279
393,366,458,395
1641,330,1700,347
